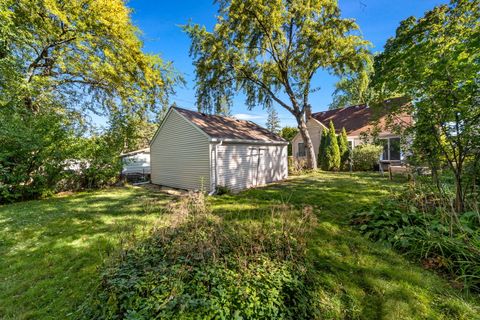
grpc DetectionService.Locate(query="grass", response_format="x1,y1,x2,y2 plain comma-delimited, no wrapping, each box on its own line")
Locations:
0,186,172,320
1,172,479,319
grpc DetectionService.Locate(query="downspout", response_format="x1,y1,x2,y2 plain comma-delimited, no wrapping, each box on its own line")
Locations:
208,139,223,195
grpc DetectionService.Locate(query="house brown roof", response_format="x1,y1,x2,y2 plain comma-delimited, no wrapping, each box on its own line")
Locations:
312,97,413,136
173,107,286,143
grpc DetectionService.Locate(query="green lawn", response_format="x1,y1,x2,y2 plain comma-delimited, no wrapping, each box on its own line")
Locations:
0,187,172,319
1,172,479,319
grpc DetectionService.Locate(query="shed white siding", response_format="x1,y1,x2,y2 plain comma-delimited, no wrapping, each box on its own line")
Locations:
214,143,288,192
122,152,150,175
150,110,210,191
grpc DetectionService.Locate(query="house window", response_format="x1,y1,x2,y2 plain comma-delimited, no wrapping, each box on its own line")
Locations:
348,140,353,150
380,137,401,161
297,142,306,157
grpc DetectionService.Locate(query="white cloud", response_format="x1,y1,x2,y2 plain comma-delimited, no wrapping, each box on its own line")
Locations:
232,113,266,121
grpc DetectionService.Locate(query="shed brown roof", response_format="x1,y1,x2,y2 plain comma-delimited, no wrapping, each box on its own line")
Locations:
312,97,413,136
173,107,286,143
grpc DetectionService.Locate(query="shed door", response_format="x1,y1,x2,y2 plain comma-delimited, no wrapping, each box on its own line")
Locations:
249,147,266,187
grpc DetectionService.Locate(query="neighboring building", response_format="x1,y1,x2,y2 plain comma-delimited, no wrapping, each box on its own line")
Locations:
120,148,151,177
292,97,413,163
150,106,288,193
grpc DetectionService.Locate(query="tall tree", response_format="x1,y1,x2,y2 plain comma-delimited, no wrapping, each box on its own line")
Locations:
325,121,341,171
185,0,370,169
373,0,480,213
266,107,281,134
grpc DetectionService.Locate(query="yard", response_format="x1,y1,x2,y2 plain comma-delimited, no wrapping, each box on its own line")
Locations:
1,172,479,319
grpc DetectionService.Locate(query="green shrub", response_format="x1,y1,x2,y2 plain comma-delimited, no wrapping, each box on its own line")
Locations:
81,193,319,319
325,121,341,171
351,186,480,293
338,127,349,170
351,144,383,171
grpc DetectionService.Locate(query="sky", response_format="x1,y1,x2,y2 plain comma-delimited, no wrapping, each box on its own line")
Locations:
128,0,447,128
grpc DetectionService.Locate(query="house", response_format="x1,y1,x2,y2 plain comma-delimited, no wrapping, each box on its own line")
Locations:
150,106,288,193
292,97,413,164
120,148,151,181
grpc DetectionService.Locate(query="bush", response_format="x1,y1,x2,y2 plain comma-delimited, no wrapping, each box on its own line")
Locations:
352,144,383,171
80,193,319,319
351,186,480,293
288,156,308,175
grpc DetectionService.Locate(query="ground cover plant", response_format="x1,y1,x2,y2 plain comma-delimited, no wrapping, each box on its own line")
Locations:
352,175,480,294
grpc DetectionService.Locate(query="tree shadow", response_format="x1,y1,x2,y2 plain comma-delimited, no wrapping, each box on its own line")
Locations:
0,186,172,319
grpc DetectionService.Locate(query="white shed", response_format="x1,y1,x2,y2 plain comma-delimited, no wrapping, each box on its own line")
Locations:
120,148,151,176
150,106,288,193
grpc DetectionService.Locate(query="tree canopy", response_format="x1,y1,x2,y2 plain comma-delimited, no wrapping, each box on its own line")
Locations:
185,0,370,169
0,0,178,124
373,0,480,212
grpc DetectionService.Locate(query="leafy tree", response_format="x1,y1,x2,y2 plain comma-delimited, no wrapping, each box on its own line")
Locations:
329,60,375,110
0,106,74,203
280,126,298,156
318,128,329,170
338,127,349,170
266,107,281,134
0,0,177,135
185,0,370,169
373,0,480,212
0,0,178,201
325,121,341,171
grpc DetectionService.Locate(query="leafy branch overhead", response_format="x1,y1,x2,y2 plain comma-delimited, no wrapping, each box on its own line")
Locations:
0,0,180,119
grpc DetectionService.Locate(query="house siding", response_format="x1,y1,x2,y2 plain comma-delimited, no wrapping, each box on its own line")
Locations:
292,119,323,158
215,143,288,192
150,109,210,191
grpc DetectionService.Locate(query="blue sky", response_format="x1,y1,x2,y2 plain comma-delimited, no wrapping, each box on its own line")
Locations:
129,0,446,128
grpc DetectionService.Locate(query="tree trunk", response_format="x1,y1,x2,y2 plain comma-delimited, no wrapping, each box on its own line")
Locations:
295,114,316,169
454,171,464,213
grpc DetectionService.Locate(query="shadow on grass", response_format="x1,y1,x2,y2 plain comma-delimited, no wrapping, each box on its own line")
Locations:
0,186,172,319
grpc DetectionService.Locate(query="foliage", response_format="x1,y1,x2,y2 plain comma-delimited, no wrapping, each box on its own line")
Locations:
352,183,480,293
280,126,298,156
318,128,329,170
329,73,372,110
81,192,318,319
288,156,308,175
338,127,349,170
324,121,341,171
0,0,176,120
351,144,383,171
373,0,480,212
0,0,178,201
0,107,74,203
266,107,281,134
2,173,479,318
185,0,370,169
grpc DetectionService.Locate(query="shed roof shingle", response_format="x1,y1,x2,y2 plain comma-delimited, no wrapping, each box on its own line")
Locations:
173,107,286,143
312,97,412,136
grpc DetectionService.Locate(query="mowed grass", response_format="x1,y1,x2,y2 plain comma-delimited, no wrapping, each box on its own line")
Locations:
0,186,172,320
1,172,479,319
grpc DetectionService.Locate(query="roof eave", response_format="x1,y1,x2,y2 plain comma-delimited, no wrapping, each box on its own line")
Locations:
210,137,288,145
